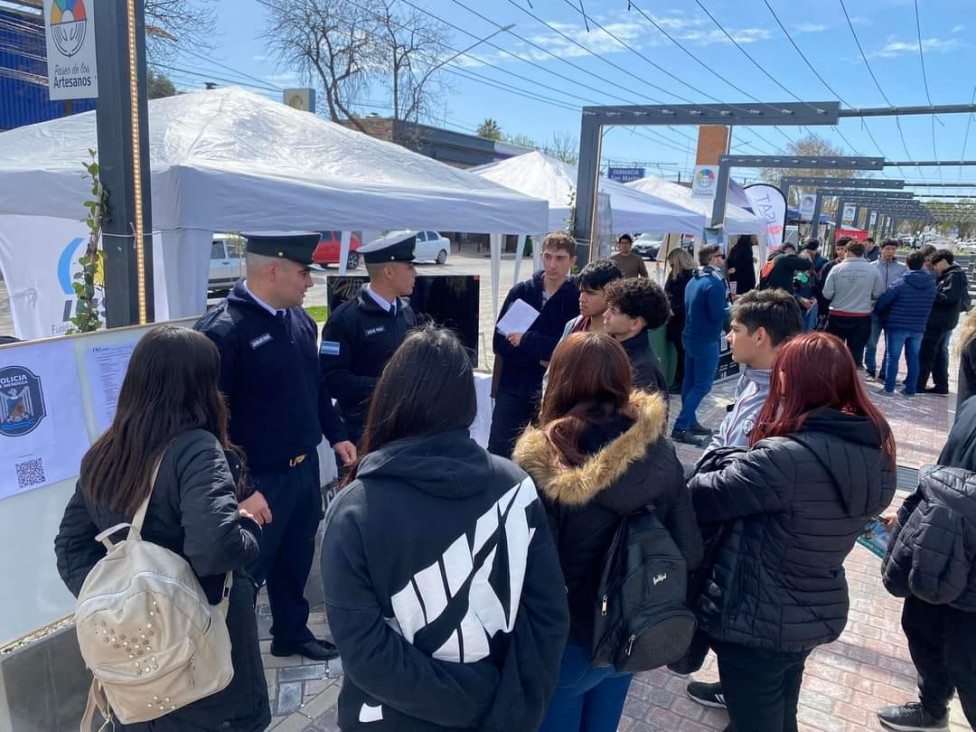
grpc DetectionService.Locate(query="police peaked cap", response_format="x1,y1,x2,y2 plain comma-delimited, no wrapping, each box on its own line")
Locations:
243,231,320,265
359,231,417,264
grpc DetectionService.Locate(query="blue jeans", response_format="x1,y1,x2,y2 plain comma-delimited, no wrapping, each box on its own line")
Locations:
885,329,923,394
865,314,884,374
540,644,633,732
675,340,720,431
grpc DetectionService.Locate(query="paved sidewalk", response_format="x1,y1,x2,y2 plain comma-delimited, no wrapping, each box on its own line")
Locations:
265,363,966,731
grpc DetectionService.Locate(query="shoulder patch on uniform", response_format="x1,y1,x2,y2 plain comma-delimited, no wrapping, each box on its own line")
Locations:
320,340,341,356
250,334,273,349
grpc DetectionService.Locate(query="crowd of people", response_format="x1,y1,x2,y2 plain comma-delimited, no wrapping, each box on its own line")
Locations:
51,228,976,732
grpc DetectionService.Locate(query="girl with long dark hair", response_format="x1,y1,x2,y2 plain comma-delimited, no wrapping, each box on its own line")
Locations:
320,325,569,731
686,332,896,731
55,326,270,731
665,247,696,392
513,333,701,732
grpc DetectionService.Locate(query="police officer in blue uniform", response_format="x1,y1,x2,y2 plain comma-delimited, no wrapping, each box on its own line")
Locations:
321,231,419,445
195,231,357,661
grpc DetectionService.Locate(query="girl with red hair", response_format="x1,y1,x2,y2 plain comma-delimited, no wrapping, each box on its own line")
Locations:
686,332,896,731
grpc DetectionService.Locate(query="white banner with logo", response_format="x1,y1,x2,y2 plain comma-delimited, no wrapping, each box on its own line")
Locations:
0,339,89,500
799,194,816,221
0,216,208,341
842,204,856,227
692,165,719,199
744,184,787,264
43,0,98,100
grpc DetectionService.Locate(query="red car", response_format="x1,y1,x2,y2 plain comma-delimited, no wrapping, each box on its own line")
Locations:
313,231,362,269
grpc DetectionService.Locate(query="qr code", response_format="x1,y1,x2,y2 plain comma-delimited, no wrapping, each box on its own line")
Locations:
15,458,46,489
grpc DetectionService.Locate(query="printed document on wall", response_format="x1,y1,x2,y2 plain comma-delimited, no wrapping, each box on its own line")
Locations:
84,342,136,435
0,340,89,501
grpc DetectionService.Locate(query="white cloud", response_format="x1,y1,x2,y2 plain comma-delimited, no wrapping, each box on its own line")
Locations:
263,71,302,86
953,24,965,33
252,55,269,62
794,22,828,33
868,36,963,58
850,16,873,26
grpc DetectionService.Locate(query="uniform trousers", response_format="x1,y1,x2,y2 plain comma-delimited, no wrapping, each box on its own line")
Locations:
917,325,953,393
826,313,872,368
247,451,322,645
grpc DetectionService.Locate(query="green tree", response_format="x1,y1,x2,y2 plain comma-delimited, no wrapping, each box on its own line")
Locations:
477,118,502,141
147,70,177,99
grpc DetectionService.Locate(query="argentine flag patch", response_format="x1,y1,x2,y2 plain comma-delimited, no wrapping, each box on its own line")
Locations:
320,340,341,356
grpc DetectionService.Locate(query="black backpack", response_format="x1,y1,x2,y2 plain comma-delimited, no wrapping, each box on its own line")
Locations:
590,508,697,673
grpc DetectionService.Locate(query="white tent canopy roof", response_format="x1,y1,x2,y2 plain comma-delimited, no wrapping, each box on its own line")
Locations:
0,87,548,234
625,175,766,237
470,151,704,234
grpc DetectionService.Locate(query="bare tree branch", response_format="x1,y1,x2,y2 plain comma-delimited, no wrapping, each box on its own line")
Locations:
145,0,217,63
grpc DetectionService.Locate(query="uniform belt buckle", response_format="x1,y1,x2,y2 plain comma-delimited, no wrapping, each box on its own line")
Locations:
289,454,307,468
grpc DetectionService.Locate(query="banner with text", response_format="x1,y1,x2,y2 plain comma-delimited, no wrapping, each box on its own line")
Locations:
744,183,787,261
692,166,719,199
607,167,645,184
43,0,98,100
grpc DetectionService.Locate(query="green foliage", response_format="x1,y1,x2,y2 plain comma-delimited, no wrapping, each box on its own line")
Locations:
476,118,502,141
69,149,106,334
304,305,329,324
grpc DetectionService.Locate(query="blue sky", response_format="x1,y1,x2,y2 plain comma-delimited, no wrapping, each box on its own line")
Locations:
166,0,976,187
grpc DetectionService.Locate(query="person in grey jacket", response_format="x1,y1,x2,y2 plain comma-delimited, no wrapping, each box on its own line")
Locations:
865,239,908,380
822,240,885,368
703,289,804,455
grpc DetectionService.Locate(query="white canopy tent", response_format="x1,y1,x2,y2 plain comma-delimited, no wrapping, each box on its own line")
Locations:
0,87,549,338
471,151,705,236
625,175,766,238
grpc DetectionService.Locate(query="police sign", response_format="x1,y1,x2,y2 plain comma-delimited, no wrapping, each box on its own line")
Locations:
43,0,99,101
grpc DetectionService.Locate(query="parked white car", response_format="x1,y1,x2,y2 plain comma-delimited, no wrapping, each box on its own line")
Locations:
413,230,451,264
209,234,244,295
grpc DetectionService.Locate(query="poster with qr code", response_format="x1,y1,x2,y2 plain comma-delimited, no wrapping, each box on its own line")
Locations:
0,339,88,501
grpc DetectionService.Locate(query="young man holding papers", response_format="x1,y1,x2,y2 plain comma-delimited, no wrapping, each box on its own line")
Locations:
488,232,579,458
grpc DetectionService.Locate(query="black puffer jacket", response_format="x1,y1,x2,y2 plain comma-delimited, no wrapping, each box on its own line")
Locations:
882,465,976,611
513,391,703,649
688,408,896,652
54,430,270,732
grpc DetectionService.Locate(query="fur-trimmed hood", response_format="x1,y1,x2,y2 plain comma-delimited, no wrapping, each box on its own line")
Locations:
513,390,670,509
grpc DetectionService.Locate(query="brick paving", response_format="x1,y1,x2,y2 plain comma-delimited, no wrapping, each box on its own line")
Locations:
264,345,969,731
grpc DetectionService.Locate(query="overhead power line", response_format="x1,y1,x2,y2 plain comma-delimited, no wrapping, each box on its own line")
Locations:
837,0,920,178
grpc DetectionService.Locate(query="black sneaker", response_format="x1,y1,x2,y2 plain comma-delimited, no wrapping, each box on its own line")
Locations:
924,387,949,397
671,428,707,446
689,423,713,437
687,681,726,709
868,369,877,379
877,702,948,731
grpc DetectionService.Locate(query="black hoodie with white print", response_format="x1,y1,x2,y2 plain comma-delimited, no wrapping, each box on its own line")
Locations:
320,429,569,731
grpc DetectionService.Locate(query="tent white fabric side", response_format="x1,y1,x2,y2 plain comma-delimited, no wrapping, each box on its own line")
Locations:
625,176,766,237
470,151,705,235
0,88,549,339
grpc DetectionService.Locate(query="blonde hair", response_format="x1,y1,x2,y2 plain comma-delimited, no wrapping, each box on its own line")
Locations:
666,247,696,282
957,307,976,359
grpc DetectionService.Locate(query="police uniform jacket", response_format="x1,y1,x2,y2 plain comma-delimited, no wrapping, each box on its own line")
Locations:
320,288,417,437
195,282,347,474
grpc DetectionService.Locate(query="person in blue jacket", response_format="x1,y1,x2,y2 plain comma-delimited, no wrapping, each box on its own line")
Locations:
673,245,732,445
874,250,937,397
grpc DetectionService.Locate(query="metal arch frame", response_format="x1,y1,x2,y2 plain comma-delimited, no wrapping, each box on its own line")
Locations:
574,100,976,263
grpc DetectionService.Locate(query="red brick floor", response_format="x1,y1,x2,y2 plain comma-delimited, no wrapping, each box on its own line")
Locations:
305,364,968,732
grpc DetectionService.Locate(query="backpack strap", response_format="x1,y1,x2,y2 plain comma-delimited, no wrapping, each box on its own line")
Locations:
80,678,113,731
129,457,165,539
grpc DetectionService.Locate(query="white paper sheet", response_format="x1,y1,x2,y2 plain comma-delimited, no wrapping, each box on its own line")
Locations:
0,339,89,501
496,298,540,336
84,342,137,435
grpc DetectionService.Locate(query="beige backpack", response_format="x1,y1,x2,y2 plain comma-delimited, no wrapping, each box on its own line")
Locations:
75,459,235,730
